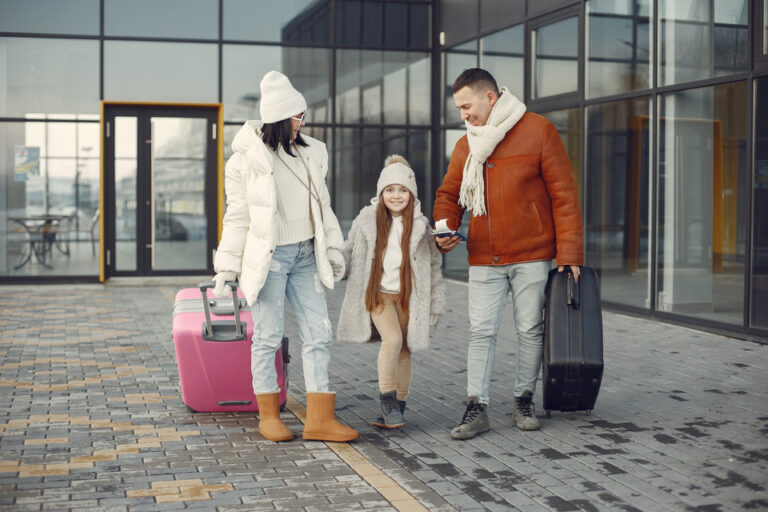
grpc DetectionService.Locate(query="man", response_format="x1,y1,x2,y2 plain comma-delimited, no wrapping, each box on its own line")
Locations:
433,68,583,439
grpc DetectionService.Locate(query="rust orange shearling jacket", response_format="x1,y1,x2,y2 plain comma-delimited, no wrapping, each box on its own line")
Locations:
433,112,583,267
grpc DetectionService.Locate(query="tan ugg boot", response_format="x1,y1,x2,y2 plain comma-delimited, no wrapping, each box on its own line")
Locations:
255,392,292,442
302,392,360,442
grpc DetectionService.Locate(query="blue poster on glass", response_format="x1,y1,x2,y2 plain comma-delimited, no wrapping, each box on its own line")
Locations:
14,146,40,182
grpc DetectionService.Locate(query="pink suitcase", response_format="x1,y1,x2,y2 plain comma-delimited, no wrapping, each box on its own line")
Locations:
172,281,289,412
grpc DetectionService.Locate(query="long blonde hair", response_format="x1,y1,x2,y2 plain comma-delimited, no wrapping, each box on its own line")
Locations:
365,193,414,314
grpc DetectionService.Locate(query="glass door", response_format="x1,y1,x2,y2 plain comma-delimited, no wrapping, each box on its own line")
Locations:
104,105,218,276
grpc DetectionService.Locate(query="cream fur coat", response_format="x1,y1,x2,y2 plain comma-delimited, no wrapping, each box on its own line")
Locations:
337,201,445,352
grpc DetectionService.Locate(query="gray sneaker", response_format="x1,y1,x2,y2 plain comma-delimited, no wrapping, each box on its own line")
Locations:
513,390,541,431
450,396,490,440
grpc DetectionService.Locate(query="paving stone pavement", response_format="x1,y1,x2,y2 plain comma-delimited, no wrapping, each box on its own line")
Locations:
0,281,766,511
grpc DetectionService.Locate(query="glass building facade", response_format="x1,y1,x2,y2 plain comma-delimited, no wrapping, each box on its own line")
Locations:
1,0,766,342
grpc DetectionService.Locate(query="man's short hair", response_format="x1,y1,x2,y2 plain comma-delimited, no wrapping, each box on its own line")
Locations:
452,68,499,96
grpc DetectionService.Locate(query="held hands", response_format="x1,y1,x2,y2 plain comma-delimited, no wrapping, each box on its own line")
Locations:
557,265,580,282
328,248,346,282
213,271,238,298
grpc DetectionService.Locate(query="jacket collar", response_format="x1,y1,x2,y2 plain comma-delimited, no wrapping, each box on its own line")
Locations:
358,200,428,255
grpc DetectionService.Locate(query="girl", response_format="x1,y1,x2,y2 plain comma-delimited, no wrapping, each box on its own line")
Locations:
337,155,445,428
213,70,358,443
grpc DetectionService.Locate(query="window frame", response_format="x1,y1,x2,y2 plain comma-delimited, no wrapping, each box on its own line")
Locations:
526,4,583,111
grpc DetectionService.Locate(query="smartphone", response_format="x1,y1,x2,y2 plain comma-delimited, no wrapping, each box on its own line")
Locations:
434,231,468,242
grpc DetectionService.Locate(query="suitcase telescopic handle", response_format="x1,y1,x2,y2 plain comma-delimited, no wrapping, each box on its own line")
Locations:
198,281,243,338
564,266,580,310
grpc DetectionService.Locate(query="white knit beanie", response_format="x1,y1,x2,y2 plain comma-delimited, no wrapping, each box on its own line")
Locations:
376,155,418,199
259,70,308,123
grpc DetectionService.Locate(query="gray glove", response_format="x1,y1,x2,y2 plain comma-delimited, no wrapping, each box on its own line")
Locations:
213,271,238,298
327,248,346,282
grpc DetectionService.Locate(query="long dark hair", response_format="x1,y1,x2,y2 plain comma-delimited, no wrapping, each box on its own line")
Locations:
261,118,308,156
365,194,414,315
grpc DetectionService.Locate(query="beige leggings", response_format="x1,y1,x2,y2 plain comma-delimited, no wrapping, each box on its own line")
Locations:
370,293,412,400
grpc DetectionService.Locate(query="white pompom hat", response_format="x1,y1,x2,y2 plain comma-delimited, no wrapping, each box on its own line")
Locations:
259,70,307,123
376,155,418,199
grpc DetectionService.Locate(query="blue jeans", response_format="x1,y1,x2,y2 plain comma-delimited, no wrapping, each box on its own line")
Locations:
467,260,551,403
249,239,332,394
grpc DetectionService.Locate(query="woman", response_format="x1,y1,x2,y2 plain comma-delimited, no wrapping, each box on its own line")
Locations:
213,70,358,442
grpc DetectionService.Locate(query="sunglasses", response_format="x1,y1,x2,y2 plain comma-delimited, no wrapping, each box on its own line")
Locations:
290,112,306,123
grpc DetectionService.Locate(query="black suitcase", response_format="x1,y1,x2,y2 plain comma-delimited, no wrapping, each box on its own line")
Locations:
542,266,604,416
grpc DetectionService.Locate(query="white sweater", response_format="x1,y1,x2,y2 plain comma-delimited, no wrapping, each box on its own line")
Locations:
273,145,314,245
380,216,403,293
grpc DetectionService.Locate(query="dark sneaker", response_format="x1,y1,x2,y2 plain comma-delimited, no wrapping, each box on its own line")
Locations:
450,396,490,440
513,390,541,431
372,391,406,429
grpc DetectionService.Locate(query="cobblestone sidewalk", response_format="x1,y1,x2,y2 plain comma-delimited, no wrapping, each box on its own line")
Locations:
0,281,766,511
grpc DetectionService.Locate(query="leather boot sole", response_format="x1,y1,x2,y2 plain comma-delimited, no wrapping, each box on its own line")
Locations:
260,429,293,442
302,431,360,442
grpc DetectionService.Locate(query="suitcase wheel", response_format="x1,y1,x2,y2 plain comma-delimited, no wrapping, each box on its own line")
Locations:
586,410,591,416
186,405,198,414
545,410,551,417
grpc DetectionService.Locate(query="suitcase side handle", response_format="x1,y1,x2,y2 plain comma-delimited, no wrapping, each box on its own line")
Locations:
199,280,243,339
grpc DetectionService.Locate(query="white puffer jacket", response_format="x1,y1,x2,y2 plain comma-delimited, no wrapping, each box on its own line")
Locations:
214,121,345,306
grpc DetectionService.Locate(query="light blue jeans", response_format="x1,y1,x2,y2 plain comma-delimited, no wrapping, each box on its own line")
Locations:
467,260,551,404
249,239,332,394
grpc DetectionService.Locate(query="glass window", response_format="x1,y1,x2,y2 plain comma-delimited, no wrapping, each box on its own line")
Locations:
585,98,651,308
223,45,331,123
383,2,408,48
443,41,477,125
104,42,218,103
408,2,431,49
334,0,429,49
0,38,99,117
336,50,430,125
382,70,405,125
408,130,430,206
764,0,768,54
0,0,99,35
224,0,330,44
480,0,523,35
587,1,651,98
1,120,100,277
481,25,524,100
540,108,581,191
334,127,360,233
105,0,218,39
659,0,748,86
532,16,578,99
658,82,747,325
408,56,431,125
441,129,470,278
752,77,768,329
440,0,479,47
114,116,137,272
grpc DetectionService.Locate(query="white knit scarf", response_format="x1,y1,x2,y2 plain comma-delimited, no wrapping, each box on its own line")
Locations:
459,87,527,216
